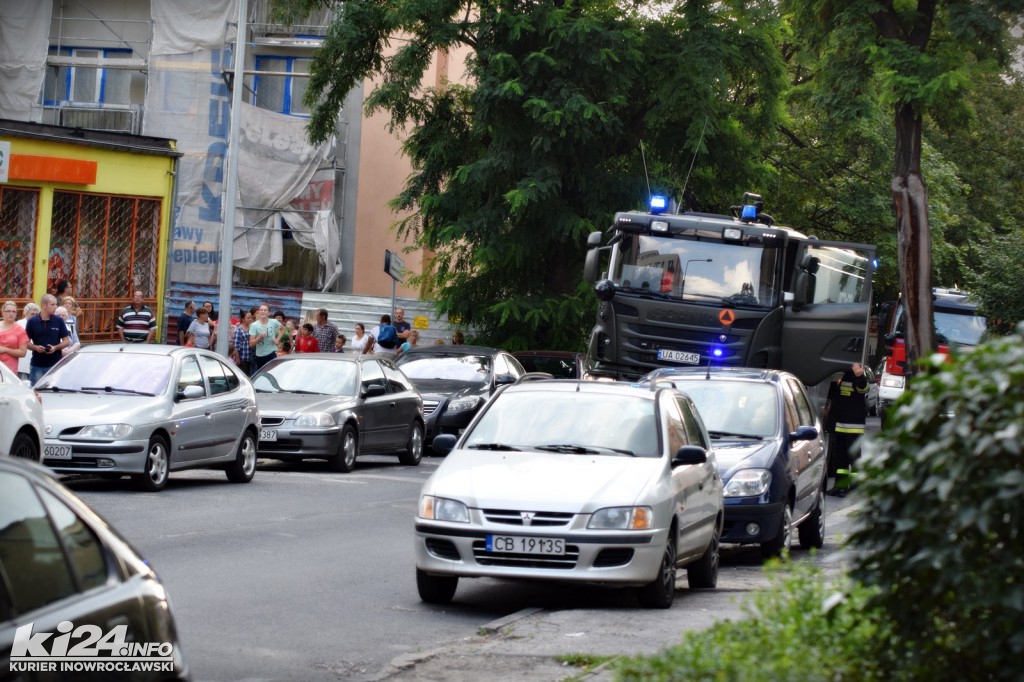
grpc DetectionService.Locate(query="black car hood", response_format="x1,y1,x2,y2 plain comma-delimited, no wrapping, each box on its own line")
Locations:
712,439,780,478
409,378,489,400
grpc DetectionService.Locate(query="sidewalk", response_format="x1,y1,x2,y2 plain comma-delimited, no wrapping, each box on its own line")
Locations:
371,497,864,682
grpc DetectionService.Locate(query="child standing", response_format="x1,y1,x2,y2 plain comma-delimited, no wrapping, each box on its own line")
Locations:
295,323,319,353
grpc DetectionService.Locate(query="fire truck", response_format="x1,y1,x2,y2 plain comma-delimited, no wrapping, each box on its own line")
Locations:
583,193,876,390
876,288,987,423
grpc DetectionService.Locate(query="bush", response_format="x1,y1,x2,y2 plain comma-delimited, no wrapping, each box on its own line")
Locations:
850,325,1024,680
614,561,892,682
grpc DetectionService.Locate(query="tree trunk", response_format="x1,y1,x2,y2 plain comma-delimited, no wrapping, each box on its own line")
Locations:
891,103,934,376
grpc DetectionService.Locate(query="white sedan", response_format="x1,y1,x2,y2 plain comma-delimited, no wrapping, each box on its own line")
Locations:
0,362,43,461
415,380,724,608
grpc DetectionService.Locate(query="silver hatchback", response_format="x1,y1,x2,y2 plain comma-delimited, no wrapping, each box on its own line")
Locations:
36,344,260,491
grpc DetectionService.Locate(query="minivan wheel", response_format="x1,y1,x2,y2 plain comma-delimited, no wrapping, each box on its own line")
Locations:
134,435,170,492
638,536,676,608
10,431,39,461
416,568,458,604
761,502,793,558
226,430,257,483
331,425,357,472
687,516,721,589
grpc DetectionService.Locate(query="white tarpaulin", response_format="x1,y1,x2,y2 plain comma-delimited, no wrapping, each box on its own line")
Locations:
151,0,238,56
0,1,51,121
144,50,234,285
285,168,340,288
233,102,333,271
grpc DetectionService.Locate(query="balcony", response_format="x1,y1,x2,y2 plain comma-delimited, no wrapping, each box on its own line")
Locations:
36,103,142,135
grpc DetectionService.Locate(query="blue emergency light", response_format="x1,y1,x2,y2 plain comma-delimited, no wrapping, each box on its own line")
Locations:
649,195,668,214
741,204,757,221
711,347,724,358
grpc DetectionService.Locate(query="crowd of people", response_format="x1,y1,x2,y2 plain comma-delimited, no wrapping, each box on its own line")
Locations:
1,281,468,384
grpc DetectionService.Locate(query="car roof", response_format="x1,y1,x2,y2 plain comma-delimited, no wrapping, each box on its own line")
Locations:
399,345,504,357
512,350,582,359
642,366,792,385
0,454,61,482
500,379,665,400
75,343,205,357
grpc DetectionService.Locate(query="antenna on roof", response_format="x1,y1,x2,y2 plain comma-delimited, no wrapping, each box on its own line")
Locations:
640,140,652,202
680,116,709,207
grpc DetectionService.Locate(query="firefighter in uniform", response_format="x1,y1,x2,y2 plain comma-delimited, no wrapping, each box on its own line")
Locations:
824,362,868,497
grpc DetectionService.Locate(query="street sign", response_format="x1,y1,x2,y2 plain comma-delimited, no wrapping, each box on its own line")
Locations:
384,249,405,282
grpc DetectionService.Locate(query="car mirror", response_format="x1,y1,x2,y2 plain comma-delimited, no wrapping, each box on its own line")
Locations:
494,373,516,386
363,384,386,398
432,434,457,455
672,445,707,467
177,385,204,401
790,425,818,442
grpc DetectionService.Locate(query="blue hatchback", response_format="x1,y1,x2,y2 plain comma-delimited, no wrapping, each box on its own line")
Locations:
640,367,827,557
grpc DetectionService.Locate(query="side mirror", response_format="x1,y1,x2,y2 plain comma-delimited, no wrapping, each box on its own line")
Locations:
494,373,516,386
583,231,603,282
177,385,205,401
432,434,457,455
363,384,386,398
672,445,708,467
789,425,819,442
594,279,616,302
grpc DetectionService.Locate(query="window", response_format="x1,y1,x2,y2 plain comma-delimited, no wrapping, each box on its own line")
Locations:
39,489,108,592
199,355,234,395
253,56,312,116
360,360,387,392
786,378,816,427
177,356,205,396
0,473,76,615
382,363,414,393
43,48,132,105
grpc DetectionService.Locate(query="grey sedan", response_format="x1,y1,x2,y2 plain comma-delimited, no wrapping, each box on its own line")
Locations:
252,354,424,472
36,344,260,492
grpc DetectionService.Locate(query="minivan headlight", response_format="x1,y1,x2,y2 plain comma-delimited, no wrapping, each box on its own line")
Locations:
419,495,470,523
724,469,771,497
77,423,133,439
447,396,483,413
588,506,653,530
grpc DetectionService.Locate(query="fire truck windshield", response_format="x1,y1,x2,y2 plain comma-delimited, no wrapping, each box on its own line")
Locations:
935,310,987,346
610,233,781,308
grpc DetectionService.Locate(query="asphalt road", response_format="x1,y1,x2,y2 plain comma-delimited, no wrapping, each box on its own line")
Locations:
65,422,872,682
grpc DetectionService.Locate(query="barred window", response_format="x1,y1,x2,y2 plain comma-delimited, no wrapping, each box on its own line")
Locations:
253,56,312,116
0,186,39,300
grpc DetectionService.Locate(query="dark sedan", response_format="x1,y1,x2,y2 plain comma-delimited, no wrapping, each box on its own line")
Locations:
0,457,188,679
395,346,525,449
641,367,827,557
252,355,424,472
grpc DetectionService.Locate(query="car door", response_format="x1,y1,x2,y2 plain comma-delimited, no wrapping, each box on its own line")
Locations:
665,394,716,558
785,377,826,518
196,353,248,461
381,361,420,449
357,360,392,450
168,353,214,465
0,471,152,680
782,240,876,387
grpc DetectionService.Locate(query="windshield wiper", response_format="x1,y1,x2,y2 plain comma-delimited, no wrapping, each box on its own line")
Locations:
466,443,521,451
81,386,156,396
708,430,764,440
534,443,602,454
283,389,326,395
38,386,95,394
618,286,671,300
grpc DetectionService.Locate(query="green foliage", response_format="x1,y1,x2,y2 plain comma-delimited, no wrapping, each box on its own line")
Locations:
614,561,892,682
851,326,1024,680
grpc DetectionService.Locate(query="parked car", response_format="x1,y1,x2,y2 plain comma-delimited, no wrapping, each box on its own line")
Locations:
395,346,525,449
0,457,189,679
865,363,880,417
0,363,42,461
415,379,724,608
640,367,827,556
251,354,424,472
511,350,589,379
35,344,259,492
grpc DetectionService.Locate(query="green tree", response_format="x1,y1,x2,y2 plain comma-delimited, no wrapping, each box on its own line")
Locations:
273,0,789,349
787,0,1024,372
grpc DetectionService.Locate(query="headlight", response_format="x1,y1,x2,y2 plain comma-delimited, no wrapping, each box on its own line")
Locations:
881,375,905,389
77,423,133,439
419,495,470,523
446,396,482,413
588,506,653,530
724,469,771,497
295,412,337,427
